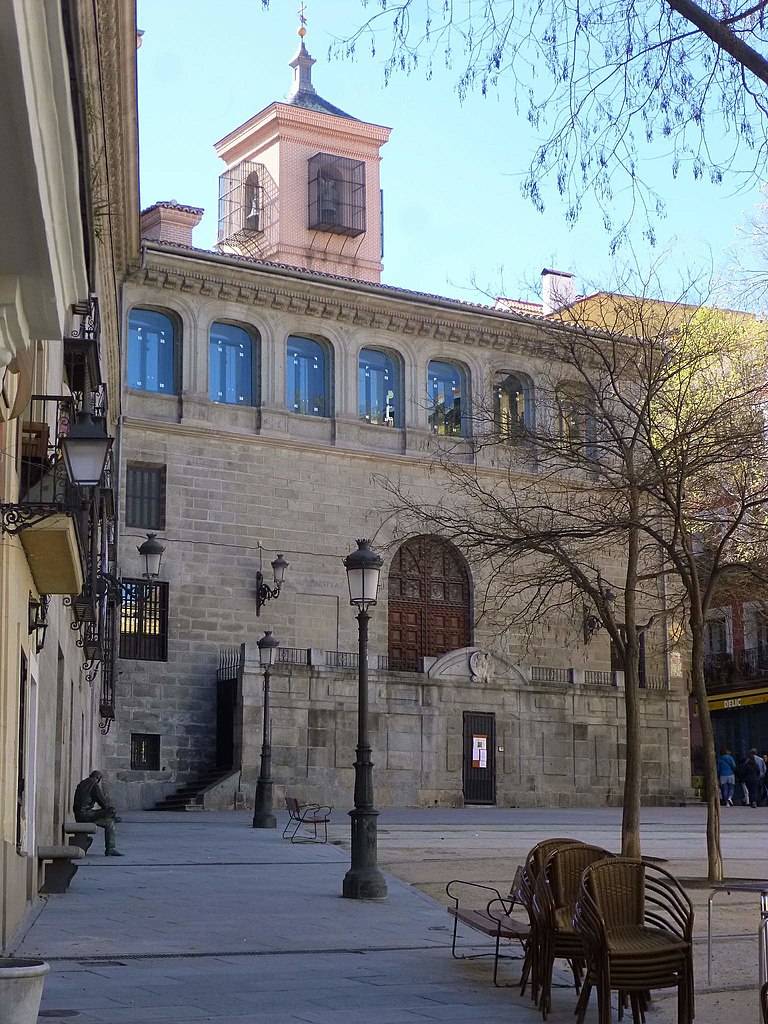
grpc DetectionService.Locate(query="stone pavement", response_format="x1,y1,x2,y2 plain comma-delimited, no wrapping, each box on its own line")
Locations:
13,806,768,1023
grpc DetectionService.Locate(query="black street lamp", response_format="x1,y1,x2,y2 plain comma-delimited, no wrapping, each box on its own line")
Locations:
138,532,165,579
252,629,279,829
60,411,113,487
342,539,387,900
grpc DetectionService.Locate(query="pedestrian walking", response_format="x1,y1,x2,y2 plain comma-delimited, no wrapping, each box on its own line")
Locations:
717,747,737,806
741,749,764,808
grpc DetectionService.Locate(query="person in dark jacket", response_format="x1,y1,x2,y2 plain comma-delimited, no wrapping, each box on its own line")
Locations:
741,750,764,808
73,771,123,855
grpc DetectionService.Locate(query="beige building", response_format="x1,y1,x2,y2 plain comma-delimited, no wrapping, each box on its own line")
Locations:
0,0,137,950
105,36,691,813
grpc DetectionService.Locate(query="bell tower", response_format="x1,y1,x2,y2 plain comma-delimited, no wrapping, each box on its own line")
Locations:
214,13,390,283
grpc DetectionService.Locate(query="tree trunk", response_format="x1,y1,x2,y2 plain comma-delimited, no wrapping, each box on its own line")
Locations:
689,617,724,881
620,515,642,858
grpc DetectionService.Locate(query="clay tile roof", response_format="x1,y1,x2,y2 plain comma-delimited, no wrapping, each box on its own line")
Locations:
141,200,205,217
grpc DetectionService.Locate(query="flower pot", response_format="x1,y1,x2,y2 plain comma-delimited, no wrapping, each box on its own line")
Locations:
0,958,50,1024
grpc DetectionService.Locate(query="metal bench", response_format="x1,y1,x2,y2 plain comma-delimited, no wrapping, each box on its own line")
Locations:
64,821,98,853
282,796,332,844
446,865,530,987
38,845,84,894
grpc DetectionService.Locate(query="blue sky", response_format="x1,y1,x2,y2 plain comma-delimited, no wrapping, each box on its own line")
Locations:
136,0,761,305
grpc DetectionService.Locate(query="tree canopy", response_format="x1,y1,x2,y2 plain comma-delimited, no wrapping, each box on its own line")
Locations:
322,0,768,249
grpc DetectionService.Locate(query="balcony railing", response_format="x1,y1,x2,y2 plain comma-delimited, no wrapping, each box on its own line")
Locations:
704,647,768,690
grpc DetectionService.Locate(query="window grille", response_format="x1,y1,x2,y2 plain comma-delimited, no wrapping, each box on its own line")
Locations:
119,579,168,661
125,464,166,530
308,153,366,236
131,733,160,771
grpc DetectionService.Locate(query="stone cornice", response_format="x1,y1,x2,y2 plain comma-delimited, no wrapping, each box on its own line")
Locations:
129,249,562,360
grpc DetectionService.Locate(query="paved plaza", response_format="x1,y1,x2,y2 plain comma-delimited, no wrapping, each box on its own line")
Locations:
14,806,768,1023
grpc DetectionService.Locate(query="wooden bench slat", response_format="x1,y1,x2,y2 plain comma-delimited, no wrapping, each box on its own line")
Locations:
448,906,529,939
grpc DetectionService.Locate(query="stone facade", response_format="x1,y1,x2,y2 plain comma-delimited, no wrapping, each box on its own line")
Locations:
105,245,690,810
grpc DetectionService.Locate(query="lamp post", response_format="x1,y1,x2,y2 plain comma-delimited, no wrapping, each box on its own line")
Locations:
252,629,279,829
342,539,387,900
138,532,165,579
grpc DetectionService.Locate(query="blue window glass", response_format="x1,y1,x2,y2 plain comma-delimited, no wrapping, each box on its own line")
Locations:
127,309,176,394
209,323,254,405
286,336,329,417
428,360,465,436
359,348,399,427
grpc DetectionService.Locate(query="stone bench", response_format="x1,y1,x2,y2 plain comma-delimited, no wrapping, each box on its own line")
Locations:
38,845,84,894
64,821,98,853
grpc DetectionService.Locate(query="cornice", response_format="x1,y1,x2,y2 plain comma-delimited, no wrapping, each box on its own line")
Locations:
128,252,560,360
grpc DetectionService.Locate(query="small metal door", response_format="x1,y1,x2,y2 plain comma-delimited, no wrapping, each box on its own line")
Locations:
462,711,496,805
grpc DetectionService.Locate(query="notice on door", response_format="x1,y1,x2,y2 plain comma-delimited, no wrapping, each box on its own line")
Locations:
472,734,488,769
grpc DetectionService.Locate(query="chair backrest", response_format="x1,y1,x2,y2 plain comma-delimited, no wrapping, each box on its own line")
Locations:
285,796,300,814
519,838,584,913
585,857,645,931
549,844,613,911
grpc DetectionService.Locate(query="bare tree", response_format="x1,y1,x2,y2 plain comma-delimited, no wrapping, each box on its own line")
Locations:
381,286,768,877
285,0,768,249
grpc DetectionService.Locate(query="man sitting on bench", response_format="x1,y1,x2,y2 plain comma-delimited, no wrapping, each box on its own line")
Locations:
73,771,123,856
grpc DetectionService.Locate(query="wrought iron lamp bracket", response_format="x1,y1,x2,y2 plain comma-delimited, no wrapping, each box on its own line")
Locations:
255,572,282,616
0,503,68,535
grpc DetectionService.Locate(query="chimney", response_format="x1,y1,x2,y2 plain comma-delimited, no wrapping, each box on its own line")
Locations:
541,268,576,314
140,200,204,247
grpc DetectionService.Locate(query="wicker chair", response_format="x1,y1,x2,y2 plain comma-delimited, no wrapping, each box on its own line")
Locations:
532,843,613,1019
574,857,694,1024
517,838,586,1003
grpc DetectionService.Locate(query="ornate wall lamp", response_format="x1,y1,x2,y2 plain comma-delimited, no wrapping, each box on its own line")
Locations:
256,546,289,616
28,593,50,654
583,587,616,645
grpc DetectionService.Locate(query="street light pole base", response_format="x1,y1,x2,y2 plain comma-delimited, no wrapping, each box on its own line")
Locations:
251,777,276,829
342,865,388,900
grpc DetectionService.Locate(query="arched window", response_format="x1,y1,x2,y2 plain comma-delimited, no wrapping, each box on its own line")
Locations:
244,171,261,232
557,383,595,452
209,323,255,405
127,308,176,394
495,372,530,438
428,360,466,436
359,348,399,427
388,536,472,671
286,336,330,417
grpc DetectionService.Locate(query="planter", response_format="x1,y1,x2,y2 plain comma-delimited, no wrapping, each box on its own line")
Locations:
0,958,50,1024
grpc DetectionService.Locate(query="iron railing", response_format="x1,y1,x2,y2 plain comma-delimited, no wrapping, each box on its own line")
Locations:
218,645,242,682
704,647,768,690
531,666,573,684
584,670,615,686
119,580,169,661
276,647,311,666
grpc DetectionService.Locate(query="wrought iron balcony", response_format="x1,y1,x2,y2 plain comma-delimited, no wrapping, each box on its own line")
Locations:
1,395,83,534
704,647,768,690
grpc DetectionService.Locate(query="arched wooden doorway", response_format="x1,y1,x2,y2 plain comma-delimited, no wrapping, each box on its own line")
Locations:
388,536,472,671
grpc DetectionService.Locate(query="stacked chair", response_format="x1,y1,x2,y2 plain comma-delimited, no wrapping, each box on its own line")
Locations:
531,843,613,1018
573,858,694,1024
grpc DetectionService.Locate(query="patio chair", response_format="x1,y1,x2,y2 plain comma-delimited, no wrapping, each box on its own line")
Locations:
532,843,613,1019
574,857,694,1024
517,837,586,1003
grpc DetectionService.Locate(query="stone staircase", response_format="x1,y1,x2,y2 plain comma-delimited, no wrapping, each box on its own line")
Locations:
152,768,234,811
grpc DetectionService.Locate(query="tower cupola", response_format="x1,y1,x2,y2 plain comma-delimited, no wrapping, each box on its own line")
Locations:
213,10,390,282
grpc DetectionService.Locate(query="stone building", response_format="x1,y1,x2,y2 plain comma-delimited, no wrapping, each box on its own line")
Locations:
0,1,138,949
105,30,691,812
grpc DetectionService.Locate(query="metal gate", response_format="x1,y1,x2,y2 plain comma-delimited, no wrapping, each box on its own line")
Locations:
462,711,496,805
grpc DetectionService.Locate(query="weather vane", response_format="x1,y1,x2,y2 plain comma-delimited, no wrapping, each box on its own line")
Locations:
298,2,307,38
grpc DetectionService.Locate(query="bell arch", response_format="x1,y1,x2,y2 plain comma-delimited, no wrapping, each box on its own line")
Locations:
387,536,472,671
